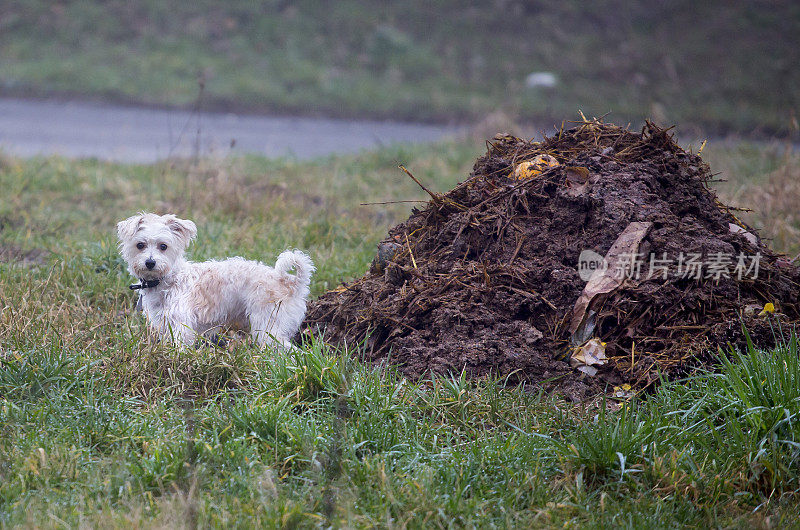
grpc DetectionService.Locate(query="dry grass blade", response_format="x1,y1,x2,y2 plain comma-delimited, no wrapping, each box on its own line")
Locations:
398,164,440,203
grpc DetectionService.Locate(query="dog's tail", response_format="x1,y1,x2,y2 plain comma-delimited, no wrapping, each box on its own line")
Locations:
275,250,315,290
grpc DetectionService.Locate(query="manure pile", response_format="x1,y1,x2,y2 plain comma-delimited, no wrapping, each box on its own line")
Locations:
304,120,800,397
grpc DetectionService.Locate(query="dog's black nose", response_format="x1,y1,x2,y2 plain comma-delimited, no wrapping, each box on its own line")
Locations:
145,259,156,270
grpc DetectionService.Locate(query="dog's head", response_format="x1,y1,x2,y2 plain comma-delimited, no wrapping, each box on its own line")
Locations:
116,212,197,280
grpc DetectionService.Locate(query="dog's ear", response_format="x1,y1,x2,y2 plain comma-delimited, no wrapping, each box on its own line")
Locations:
164,215,198,246
117,214,144,242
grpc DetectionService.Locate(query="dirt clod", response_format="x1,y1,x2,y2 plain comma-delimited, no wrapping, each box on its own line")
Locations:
0,244,49,265
304,120,800,396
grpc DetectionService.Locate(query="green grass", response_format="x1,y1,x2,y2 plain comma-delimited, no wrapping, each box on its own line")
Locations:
1,1,798,135
3,324,800,526
1,138,800,526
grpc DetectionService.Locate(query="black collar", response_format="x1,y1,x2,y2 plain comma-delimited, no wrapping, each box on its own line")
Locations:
129,278,161,290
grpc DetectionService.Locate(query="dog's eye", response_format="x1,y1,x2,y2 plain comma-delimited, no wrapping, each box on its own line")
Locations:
136,242,146,250
159,243,168,251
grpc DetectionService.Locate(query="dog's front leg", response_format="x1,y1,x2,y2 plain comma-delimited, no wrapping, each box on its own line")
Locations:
163,321,197,347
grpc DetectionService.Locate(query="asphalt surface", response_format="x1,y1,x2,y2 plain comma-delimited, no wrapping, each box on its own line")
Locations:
0,97,459,163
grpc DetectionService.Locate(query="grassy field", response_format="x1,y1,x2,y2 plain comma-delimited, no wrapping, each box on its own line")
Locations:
1,0,798,136
1,137,799,527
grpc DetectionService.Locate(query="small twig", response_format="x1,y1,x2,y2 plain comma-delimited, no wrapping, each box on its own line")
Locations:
405,232,418,269
379,314,418,332
508,236,526,265
399,165,440,202
508,286,557,311
360,200,427,206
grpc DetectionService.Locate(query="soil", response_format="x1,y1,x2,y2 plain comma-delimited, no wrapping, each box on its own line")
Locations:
303,121,800,398
0,243,48,265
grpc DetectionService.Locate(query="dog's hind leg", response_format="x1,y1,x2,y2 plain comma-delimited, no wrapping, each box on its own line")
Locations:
249,308,289,349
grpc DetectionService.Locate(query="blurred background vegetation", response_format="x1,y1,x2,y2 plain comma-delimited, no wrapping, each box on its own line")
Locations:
1,0,798,136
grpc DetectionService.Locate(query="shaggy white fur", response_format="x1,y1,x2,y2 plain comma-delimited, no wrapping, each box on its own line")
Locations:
117,212,315,348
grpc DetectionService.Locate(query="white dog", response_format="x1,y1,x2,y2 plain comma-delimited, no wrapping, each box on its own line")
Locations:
116,212,315,349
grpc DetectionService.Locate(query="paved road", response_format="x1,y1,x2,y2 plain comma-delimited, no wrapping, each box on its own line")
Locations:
0,97,459,163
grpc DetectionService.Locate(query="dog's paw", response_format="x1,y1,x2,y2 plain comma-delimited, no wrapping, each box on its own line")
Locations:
196,334,228,350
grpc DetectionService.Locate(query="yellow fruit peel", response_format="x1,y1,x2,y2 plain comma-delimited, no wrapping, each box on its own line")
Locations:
510,154,559,180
